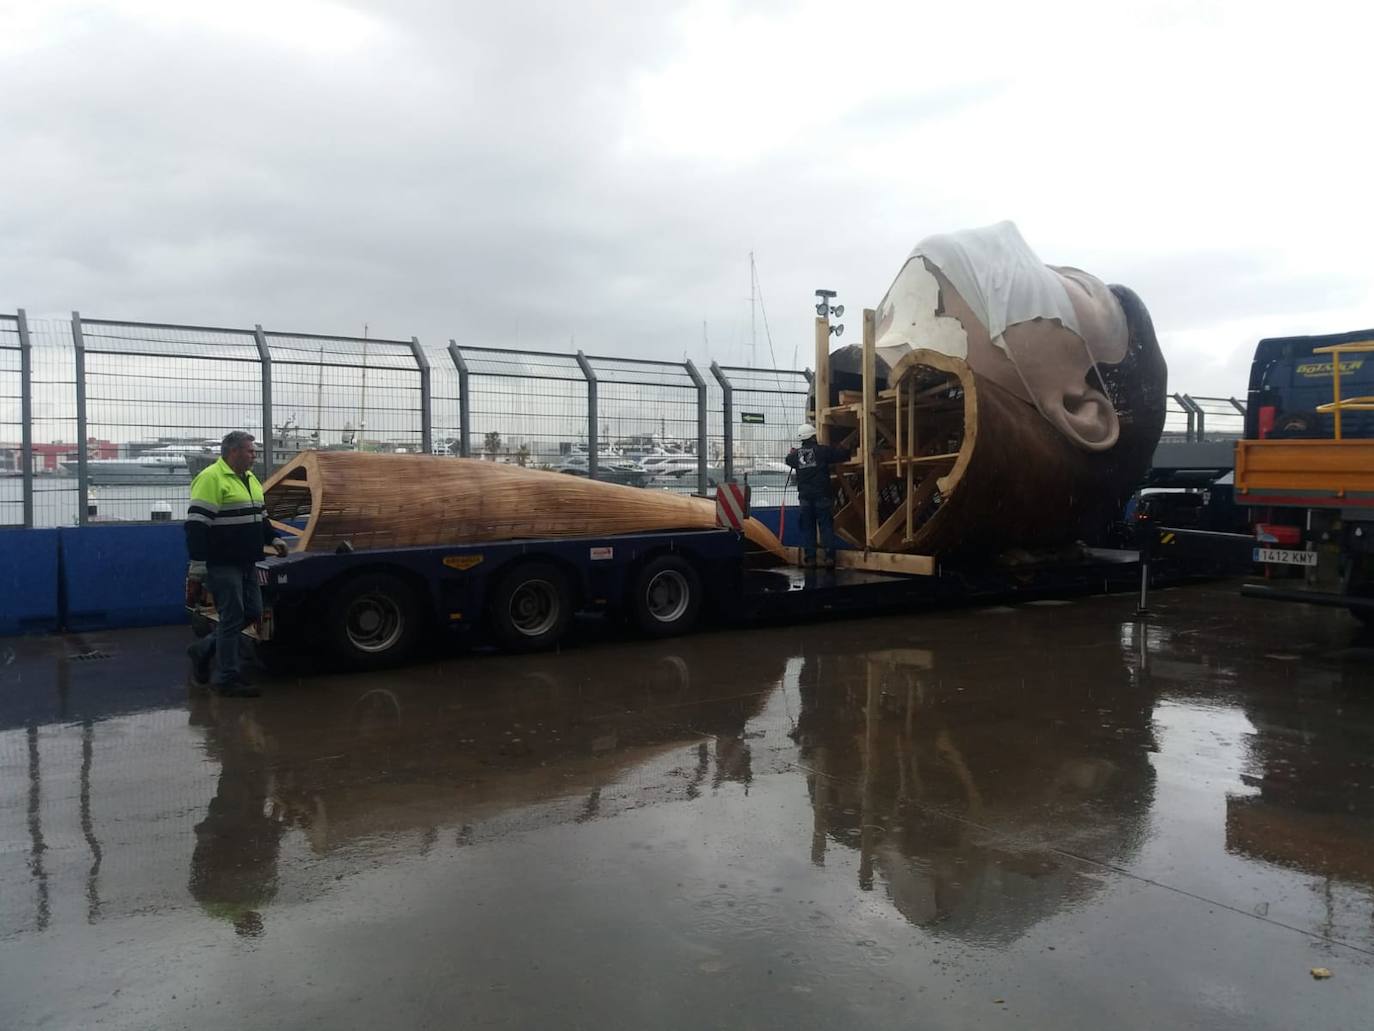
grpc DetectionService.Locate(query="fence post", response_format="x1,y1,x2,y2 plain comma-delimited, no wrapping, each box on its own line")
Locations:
16,310,34,527
1182,394,1206,442
710,361,733,484
575,351,598,479
1172,392,1194,443
409,337,432,455
253,325,274,472
71,312,89,525
684,359,709,496
448,341,471,457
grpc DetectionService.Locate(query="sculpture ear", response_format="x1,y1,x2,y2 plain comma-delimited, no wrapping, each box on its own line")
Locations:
1002,320,1121,453
1037,375,1120,451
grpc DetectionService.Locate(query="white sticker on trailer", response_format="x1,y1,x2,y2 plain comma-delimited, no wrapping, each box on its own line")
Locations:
1254,547,1317,566
590,547,614,561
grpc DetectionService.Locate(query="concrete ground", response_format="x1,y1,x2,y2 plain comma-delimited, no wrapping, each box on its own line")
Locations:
1,582,1372,1029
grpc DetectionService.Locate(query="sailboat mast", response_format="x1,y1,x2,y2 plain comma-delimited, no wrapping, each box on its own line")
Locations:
749,251,756,368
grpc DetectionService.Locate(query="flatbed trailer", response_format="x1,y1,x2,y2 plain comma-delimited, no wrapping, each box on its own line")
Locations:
229,526,1185,669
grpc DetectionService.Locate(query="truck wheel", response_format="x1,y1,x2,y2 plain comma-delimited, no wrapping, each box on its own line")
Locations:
326,572,422,669
489,562,573,652
630,554,703,638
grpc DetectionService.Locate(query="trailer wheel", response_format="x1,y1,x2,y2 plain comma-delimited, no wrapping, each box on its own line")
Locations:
630,554,703,638
325,572,422,669
489,562,573,652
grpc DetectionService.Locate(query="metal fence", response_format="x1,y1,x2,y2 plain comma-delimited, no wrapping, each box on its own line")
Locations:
1162,393,1246,443
1,305,1246,529
0,309,815,527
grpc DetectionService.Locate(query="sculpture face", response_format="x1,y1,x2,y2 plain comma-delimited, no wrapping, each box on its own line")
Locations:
873,222,1139,453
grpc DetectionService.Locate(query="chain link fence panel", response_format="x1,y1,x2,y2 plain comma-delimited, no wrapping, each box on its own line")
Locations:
712,365,811,507
263,332,424,461
584,355,704,494
453,347,590,473
0,316,22,526
75,318,264,524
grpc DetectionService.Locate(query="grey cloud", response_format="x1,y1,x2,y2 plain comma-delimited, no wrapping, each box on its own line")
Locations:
1,1,1366,403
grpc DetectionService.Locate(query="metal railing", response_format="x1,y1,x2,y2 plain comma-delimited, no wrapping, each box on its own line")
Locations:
2,304,1243,527
0,308,816,527
1163,393,1246,443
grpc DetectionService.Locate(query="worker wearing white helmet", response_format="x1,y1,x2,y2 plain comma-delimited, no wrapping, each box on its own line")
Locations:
785,423,851,569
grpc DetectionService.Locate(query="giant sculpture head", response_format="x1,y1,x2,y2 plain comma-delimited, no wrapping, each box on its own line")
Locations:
827,221,1167,553
873,221,1165,455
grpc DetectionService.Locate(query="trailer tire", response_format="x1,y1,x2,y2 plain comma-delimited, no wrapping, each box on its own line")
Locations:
489,561,573,652
325,572,422,669
630,554,703,638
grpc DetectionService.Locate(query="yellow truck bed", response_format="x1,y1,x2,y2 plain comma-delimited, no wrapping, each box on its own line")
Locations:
1234,438,1374,505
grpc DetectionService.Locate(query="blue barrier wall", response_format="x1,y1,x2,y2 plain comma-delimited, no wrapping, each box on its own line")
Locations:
60,524,186,631
0,528,61,634
3,509,806,636
750,505,803,548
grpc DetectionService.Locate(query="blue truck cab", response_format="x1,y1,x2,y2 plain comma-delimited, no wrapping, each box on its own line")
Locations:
1246,328,1374,440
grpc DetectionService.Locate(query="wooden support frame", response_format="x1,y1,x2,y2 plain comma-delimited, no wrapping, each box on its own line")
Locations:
813,315,831,442
788,546,936,577
805,309,978,575
862,308,879,547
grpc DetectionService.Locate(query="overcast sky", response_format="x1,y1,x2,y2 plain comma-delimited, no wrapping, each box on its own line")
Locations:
2,0,1371,396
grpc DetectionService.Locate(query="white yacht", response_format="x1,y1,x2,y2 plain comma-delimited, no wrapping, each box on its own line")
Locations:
64,443,215,486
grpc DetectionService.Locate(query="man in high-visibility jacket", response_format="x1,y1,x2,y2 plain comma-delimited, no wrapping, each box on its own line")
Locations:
185,430,286,696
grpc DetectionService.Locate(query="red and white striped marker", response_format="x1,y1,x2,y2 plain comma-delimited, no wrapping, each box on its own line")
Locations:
715,481,749,531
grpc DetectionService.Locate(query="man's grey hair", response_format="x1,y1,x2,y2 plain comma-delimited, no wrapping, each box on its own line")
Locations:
220,430,256,458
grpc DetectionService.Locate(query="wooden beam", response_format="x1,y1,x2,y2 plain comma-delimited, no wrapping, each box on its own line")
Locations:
870,500,912,552
906,378,916,540
813,316,830,442
912,378,958,403
883,452,959,468
895,377,903,462
862,308,878,548
835,549,937,576
901,475,940,544
270,519,304,536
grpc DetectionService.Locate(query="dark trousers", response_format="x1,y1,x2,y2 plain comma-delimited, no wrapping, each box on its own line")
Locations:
798,497,836,561
190,565,261,685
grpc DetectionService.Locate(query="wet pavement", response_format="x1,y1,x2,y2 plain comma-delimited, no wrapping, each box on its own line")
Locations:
2,582,1372,1029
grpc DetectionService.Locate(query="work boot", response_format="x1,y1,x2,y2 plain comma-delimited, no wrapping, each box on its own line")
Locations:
214,676,261,699
186,642,212,686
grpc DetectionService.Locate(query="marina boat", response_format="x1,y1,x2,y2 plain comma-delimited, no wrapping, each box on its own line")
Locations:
552,451,650,488
64,444,215,486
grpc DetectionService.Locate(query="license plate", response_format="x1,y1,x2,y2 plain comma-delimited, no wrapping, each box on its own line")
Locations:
1253,547,1317,566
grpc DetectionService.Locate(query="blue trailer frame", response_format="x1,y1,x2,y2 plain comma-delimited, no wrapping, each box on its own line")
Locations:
245,526,1173,668
258,527,747,641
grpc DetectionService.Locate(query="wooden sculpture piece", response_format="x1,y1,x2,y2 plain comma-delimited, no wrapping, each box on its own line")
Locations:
816,222,1167,559
262,450,789,559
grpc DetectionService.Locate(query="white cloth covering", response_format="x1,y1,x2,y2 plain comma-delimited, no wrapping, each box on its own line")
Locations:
876,220,1084,357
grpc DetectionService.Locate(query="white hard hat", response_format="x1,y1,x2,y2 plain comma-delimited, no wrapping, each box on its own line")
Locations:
797,423,817,440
